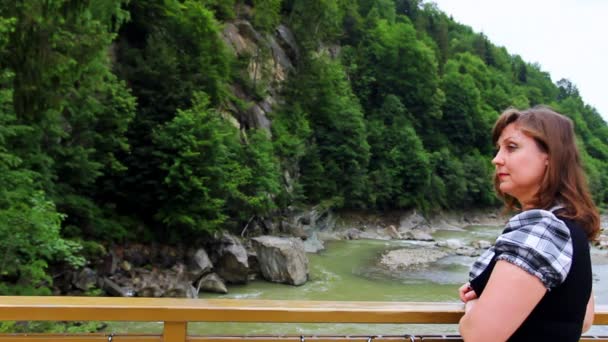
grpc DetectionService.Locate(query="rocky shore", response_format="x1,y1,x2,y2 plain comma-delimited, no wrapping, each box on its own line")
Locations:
54,208,607,298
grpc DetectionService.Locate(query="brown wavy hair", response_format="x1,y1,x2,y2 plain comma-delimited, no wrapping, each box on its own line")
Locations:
492,106,600,240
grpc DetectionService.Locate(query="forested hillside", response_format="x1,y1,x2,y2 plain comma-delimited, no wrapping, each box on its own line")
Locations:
1,0,607,295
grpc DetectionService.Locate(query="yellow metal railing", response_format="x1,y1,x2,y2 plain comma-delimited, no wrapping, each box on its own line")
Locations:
0,296,606,341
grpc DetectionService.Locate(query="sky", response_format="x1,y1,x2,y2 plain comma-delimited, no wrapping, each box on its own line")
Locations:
429,0,608,121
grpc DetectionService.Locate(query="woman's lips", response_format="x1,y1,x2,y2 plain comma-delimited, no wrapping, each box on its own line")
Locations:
497,173,509,179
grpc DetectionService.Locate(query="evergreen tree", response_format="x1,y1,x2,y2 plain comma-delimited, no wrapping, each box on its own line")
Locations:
253,0,282,32
153,93,245,238
367,95,430,208
113,0,232,230
0,17,83,294
297,54,370,208
1,0,135,239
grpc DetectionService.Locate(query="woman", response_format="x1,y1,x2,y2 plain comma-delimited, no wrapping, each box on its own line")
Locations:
458,107,598,341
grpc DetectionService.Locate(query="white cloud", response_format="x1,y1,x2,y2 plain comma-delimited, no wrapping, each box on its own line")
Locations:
429,0,608,120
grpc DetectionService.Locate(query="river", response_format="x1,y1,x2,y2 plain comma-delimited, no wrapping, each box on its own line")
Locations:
106,225,608,336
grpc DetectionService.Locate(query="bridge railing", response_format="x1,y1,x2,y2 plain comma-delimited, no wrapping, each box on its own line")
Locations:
0,296,606,341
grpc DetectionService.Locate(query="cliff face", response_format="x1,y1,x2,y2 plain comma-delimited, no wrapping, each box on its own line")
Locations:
220,8,299,133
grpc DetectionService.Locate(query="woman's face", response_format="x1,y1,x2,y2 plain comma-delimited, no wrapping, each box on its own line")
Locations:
492,123,548,208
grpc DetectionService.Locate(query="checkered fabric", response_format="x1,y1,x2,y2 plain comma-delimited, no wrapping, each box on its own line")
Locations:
469,209,573,290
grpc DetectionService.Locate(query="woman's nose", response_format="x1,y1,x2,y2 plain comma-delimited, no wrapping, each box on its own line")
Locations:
492,153,503,165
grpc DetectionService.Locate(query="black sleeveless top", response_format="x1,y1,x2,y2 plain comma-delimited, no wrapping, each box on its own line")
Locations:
469,217,592,341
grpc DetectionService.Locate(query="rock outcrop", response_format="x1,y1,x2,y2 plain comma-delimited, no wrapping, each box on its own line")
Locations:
251,236,308,285
215,233,250,284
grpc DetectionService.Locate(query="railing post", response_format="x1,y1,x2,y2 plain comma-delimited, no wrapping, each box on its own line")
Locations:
163,321,187,342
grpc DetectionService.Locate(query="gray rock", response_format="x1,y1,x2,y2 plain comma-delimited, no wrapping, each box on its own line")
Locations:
358,228,391,240
268,36,293,83
101,277,134,297
222,23,248,55
247,251,261,276
189,248,213,279
399,210,430,231
385,225,402,239
197,273,228,294
164,284,198,299
471,240,492,249
99,250,118,276
343,228,362,240
303,232,325,253
456,246,479,257
137,285,163,298
73,267,98,291
249,103,271,131
216,233,249,284
283,221,307,239
275,24,299,62
408,230,434,241
251,236,309,285
445,239,464,250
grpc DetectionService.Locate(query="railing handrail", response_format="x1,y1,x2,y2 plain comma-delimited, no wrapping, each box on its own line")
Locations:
0,296,607,325
1,297,608,341
0,296,463,323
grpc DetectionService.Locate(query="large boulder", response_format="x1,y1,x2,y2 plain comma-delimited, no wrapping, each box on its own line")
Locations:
251,236,309,285
216,233,250,284
399,211,434,241
399,210,430,231
188,248,213,280
197,273,228,294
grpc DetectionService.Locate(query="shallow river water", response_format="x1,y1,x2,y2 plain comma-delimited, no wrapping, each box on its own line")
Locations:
106,225,608,336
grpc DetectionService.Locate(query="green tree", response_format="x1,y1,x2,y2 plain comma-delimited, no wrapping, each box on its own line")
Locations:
367,95,430,208
237,130,281,221
153,93,245,237
253,0,282,32
297,54,370,208
440,64,486,150
351,16,442,130
0,17,84,295
154,93,281,239
2,0,135,239
288,0,347,48
113,0,232,229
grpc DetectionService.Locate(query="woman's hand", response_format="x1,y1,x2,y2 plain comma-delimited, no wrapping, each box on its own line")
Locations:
459,282,478,303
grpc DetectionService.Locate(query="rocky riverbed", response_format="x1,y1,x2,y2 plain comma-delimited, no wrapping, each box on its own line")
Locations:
55,207,607,298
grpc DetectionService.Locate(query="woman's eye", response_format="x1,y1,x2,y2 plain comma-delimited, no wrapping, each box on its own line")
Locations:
507,144,517,151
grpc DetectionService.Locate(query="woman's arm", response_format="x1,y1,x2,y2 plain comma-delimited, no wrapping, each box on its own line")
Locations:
582,291,595,333
459,260,547,342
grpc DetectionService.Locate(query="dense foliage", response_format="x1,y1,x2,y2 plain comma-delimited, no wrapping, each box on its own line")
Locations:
1,0,607,294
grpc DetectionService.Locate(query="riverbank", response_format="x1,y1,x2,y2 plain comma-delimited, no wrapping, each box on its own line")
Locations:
52,208,501,297
53,207,607,299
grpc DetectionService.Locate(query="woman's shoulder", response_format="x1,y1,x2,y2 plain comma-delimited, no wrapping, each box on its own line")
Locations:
504,209,570,238
501,208,571,250
496,208,573,289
